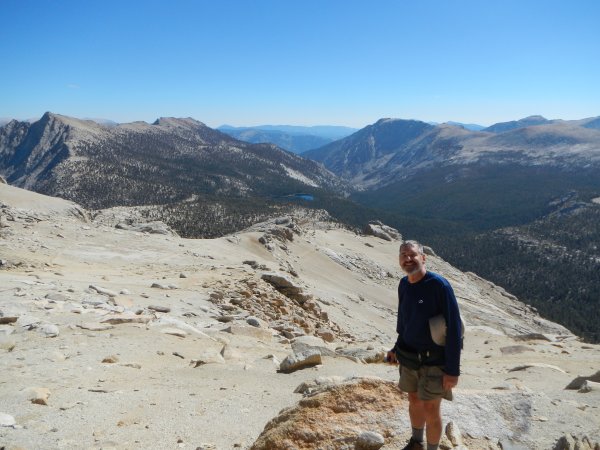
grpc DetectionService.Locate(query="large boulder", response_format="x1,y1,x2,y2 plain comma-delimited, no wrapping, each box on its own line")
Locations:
250,378,405,450
279,349,322,373
363,221,401,241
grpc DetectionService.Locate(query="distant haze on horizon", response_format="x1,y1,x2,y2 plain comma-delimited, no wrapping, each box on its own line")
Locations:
1,0,599,129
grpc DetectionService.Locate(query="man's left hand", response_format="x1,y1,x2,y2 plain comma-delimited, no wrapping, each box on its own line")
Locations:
443,374,459,390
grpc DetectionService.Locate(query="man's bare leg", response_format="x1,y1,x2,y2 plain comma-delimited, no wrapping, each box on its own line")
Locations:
423,397,442,446
407,392,425,444
407,392,425,428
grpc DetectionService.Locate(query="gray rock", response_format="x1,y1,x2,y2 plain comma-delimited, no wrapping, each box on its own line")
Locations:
423,245,436,256
149,316,215,340
148,305,171,313
17,315,42,330
294,376,347,394
159,327,188,338
45,293,70,302
120,362,142,369
243,260,259,269
514,333,555,342
246,316,265,328
81,295,109,306
26,387,51,405
279,349,322,373
116,221,176,235
89,285,118,297
445,421,463,446
578,380,600,393
565,371,600,390
0,316,18,325
0,412,16,427
553,434,577,450
499,439,531,450
39,323,59,337
100,314,152,325
151,282,178,290
500,345,534,355
363,222,401,241
261,272,307,302
77,322,114,331
261,272,302,292
220,345,242,361
316,328,335,342
217,315,235,323
291,336,336,357
336,347,385,363
355,431,384,450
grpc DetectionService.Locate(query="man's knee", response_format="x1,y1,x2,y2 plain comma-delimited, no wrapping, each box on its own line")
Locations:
407,392,421,404
422,399,441,418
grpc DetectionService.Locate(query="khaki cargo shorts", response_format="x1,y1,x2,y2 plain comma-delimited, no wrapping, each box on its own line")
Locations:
399,365,453,401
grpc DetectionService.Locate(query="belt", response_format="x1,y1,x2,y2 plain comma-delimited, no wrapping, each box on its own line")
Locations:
417,348,443,362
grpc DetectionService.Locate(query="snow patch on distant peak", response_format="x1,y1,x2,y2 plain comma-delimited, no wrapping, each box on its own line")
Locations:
281,164,319,187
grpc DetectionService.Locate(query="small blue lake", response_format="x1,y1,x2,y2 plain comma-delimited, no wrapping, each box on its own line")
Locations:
276,193,315,201
292,194,314,201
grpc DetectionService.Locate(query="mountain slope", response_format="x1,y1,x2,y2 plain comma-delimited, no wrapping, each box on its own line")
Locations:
446,198,600,342
0,113,347,203
303,118,435,183
0,113,356,237
1,183,597,450
305,117,600,190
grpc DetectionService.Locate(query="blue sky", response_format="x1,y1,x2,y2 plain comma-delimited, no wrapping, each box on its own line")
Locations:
1,0,599,128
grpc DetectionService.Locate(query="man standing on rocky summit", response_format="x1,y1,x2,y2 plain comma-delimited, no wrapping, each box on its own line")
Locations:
387,240,462,450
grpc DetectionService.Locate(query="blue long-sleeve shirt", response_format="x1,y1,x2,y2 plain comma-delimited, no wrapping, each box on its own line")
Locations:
393,271,462,376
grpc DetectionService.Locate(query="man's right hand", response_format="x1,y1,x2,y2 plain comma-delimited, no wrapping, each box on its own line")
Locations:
386,350,398,364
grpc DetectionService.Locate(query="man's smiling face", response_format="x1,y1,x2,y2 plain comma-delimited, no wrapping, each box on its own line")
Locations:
399,244,426,276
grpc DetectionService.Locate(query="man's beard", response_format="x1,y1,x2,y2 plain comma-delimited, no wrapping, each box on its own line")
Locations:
402,263,422,276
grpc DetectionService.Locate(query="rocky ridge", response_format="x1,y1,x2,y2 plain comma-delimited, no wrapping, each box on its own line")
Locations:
304,116,600,189
0,113,347,229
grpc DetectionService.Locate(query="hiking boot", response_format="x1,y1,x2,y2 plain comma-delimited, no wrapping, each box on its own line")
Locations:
401,438,424,450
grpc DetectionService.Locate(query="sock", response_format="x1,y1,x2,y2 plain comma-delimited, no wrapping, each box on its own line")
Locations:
411,427,424,442
426,443,439,450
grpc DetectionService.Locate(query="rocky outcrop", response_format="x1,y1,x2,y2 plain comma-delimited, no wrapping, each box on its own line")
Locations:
279,349,323,373
250,378,405,450
553,434,600,450
116,220,176,236
206,276,348,342
565,370,600,390
363,221,401,241
250,377,497,450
